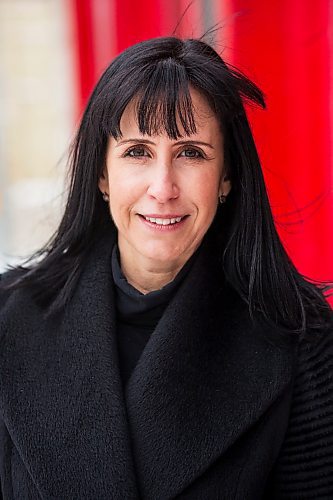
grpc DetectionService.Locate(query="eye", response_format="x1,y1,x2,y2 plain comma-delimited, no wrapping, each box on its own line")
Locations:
179,148,205,159
124,146,150,158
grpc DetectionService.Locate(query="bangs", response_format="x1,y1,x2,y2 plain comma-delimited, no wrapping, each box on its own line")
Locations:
104,58,198,139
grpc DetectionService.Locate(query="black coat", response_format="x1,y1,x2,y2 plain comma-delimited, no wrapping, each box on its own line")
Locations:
0,234,332,499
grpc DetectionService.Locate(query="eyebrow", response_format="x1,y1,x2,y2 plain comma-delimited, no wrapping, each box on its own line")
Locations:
115,138,214,149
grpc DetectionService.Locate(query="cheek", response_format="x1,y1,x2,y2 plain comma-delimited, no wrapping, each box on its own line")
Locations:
108,177,144,226
191,174,220,214
108,168,147,200
108,173,132,201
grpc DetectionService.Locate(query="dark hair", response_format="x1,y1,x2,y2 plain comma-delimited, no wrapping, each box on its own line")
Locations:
1,36,331,333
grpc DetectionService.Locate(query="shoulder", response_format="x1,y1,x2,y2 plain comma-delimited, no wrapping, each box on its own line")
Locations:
0,273,43,349
297,303,333,372
269,312,333,494
278,302,333,403
294,313,333,405
0,272,13,315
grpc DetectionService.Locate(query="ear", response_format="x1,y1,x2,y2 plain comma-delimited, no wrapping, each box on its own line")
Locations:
219,174,231,198
98,165,109,195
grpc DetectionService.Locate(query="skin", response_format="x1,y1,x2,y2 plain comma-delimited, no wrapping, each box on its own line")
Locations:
98,89,231,294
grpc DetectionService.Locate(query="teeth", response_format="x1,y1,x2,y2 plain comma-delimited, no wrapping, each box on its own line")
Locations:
144,216,183,225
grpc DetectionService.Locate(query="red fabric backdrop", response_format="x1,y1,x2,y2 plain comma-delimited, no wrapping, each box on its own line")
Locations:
67,0,333,292
226,1,333,287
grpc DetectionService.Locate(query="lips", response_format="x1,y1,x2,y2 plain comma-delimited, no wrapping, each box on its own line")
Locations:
138,214,188,226
144,216,182,225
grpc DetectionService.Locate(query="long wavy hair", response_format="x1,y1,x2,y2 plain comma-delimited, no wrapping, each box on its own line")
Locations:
1,36,331,332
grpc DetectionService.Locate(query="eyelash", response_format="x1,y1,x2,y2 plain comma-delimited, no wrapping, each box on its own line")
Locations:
124,146,149,158
123,146,205,159
179,149,205,159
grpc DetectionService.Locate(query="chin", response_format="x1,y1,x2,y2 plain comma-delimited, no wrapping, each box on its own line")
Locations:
139,241,193,267
143,250,181,265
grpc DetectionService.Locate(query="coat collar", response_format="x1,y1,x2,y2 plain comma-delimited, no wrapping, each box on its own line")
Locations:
0,232,296,499
125,235,296,499
0,233,139,498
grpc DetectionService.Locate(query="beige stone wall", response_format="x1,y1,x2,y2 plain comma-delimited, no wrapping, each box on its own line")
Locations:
0,0,75,270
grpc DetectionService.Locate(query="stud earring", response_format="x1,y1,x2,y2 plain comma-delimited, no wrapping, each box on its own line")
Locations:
219,194,227,204
102,192,109,202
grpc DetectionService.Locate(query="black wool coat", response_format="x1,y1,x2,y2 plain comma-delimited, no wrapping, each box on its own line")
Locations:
0,234,332,499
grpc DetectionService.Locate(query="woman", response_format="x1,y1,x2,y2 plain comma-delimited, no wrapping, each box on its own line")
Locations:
0,36,332,499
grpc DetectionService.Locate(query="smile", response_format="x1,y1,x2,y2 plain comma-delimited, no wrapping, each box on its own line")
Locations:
144,216,183,225
138,214,188,229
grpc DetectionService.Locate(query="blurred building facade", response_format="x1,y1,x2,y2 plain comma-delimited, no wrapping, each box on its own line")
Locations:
0,0,74,268
0,0,332,287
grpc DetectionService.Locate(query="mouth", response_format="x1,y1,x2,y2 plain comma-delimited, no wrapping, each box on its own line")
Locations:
138,214,189,226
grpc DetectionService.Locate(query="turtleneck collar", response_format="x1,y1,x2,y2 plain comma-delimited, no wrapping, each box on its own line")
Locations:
111,245,200,327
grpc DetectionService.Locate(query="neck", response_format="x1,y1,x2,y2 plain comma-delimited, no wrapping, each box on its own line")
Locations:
117,243,190,295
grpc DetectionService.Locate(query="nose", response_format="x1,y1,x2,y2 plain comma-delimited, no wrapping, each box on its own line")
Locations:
146,165,179,203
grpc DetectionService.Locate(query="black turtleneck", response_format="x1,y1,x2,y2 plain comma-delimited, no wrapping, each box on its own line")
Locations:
111,246,198,388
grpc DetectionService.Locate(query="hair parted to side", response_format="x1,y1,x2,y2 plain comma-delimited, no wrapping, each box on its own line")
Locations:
1,36,331,332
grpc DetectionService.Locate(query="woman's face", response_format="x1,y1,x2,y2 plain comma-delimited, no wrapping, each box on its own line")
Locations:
99,89,231,273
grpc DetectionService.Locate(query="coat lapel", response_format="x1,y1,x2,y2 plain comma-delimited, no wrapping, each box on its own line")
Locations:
0,233,140,499
125,238,296,499
0,233,296,499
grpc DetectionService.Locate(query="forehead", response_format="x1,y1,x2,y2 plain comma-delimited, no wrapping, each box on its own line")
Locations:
119,88,220,139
